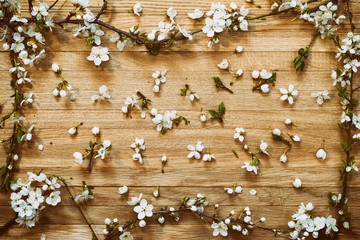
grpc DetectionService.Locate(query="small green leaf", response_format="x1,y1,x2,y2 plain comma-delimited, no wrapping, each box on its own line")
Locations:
232,150,239,158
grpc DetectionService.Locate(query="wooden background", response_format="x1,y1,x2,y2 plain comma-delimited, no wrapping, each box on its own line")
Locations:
1,0,360,239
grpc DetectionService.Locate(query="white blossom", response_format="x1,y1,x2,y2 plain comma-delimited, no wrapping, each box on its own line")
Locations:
293,178,302,188
87,46,109,66
188,9,204,19
118,186,128,195
259,141,269,155
316,149,326,159
211,221,228,237
217,59,229,70
311,90,330,105
134,199,153,219
91,85,110,101
132,3,143,16
187,141,204,159
73,152,83,164
280,84,298,104
234,128,245,142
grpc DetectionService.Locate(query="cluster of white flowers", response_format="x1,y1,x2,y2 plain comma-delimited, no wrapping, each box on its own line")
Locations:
146,7,192,42
234,128,245,142
91,85,110,102
130,138,146,164
73,127,111,164
121,95,140,115
240,140,269,175
51,63,76,100
187,141,215,161
202,2,249,47
288,203,338,239
110,32,132,51
10,172,62,227
229,207,255,235
69,0,111,66
152,70,167,93
278,1,345,39
224,183,242,195
9,64,36,108
332,33,360,135
133,198,153,226
151,108,183,133
311,90,330,105
103,217,130,238
280,84,298,104
184,193,209,213
252,70,275,93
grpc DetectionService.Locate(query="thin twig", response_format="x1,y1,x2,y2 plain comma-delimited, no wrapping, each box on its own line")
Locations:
0,216,17,236
48,0,60,11
58,177,99,240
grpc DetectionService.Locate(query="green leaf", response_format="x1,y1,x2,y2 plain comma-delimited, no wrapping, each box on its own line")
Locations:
180,87,187,96
89,141,93,148
232,150,239,158
208,110,220,118
17,129,24,144
166,39,175,48
218,102,225,115
0,166,5,176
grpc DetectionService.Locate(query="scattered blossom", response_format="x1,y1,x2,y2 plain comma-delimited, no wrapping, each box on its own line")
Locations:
311,90,330,105
293,178,302,188
87,46,109,66
132,3,143,16
91,85,110,102
187,141,204,159
280,84,298,104
188,9,204,20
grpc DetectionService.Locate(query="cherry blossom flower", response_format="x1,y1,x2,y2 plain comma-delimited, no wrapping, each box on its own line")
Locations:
132,3,143,16
119,232,133,240
316,149,326,159
133,199,153,219
91,85,110,101
118,186,128,195
87,46,109,66
188,9,204,19
73,152,83,164
234,128,245,142
20,93,34,106
127,193,142,206
280,84,298,104
242,162,258,175
217,59,229,70
211,221,228,237
259,141,269,155
187,141,204,159
293,178,302,188
311,90,330,105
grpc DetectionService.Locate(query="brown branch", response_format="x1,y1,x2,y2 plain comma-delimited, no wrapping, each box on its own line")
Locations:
0,216,17,236
94,0,108,22
48,0,60,11
58,177,99,240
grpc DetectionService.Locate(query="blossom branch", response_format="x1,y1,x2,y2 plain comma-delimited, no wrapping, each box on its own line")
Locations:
0,215,17,236
57,176,99,240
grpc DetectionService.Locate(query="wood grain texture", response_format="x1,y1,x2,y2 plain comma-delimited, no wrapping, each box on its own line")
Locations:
1,0,360,239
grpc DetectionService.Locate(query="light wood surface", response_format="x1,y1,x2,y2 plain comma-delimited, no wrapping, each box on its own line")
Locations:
1,0,360,239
